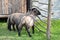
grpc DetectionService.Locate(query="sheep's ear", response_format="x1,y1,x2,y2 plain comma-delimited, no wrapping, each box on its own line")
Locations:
31,8,37,12
31,8,41,15
37,10,41,15
31,8,35,11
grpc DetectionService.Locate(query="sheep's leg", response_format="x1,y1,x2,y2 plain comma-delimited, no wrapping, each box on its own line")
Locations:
25,26,32,37
18,24,23,36
18,29,20,36
32,25,34,34
13,24,16,31
8,23,11,31
16,25,18,31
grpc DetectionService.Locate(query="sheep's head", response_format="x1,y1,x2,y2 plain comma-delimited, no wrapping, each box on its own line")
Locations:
31,8,41,16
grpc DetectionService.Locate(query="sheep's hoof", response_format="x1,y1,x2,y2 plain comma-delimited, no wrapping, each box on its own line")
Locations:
32,32,34,34
13,30,16,31
18,33,21,37
8,29,12,31
18,34,20,36
29,35,32,37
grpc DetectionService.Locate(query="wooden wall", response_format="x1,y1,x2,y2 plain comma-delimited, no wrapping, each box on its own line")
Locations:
0,0,2,14
0,0,27,18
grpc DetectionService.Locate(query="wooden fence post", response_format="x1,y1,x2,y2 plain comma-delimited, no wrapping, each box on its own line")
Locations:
47,0,52,40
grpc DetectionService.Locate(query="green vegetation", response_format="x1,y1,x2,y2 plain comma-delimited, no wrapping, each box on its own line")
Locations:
0,19,60,40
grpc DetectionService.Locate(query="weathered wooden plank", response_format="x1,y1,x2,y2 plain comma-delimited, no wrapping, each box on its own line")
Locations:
0,0,2,14
1,0,8,14
0,15,9,18
21,0,27,13
24,0,27,13
2,0,5,14
16,0,22,13
11,0,16,13
4,0,8,14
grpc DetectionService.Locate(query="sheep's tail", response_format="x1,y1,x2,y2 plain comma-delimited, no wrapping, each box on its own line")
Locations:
7,16,11,31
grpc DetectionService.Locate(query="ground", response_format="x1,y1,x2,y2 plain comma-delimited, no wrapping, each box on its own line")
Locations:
0,19,60,40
